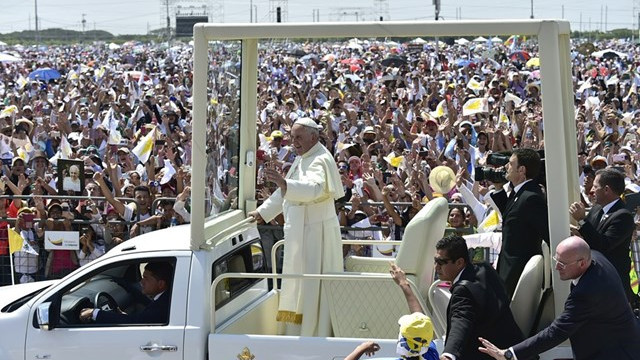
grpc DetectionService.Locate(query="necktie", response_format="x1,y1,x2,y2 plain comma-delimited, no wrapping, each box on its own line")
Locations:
595,209,605,224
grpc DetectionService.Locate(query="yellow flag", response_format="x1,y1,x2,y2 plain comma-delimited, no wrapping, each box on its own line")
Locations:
8,228,24,255
630,250,639,294
132,128,156,164
462,98,488,116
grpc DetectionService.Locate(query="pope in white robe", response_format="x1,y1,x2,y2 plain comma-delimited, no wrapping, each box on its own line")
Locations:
249,118,344,336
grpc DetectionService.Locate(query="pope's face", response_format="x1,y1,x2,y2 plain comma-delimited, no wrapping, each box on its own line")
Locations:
291,124,316,156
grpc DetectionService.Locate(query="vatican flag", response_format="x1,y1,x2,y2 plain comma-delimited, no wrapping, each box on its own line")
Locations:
132,128,156,164
383,153,405,168
462,98,488,116
504,92,523,107
499,108,510,124
60,135,73,159
467,78,484,93
430,100,447,118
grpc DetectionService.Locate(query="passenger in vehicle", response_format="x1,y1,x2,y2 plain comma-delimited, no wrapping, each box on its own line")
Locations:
79,261,173,324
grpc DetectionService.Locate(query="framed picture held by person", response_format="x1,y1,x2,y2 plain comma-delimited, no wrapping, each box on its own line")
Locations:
57,159,85,195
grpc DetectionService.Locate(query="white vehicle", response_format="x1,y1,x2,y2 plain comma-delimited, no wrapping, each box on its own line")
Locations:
0,19,577,359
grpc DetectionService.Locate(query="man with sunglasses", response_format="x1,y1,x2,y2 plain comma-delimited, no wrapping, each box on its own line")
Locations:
432,235,524,360
479,236,640,360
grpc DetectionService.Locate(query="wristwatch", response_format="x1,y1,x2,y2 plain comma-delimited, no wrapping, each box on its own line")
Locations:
504,349,514,360
577,219,586,228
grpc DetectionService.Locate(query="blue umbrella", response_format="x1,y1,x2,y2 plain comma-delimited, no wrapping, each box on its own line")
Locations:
455,59,474,67
28,67,61,81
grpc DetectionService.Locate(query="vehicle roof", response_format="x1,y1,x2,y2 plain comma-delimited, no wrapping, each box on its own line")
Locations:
111,224,193,254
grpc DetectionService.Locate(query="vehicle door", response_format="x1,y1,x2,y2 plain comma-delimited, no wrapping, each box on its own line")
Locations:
24,253,190,360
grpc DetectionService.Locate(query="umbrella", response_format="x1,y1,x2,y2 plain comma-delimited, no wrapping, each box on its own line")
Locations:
380,55,407,67
526,57,540,67
340,58,365,65
530,70,541,79
509,50,531,62
455,59,475,67
344,74,362,83
300,53,318,63
322,54,336,62
287,49,307,57
349,64,361,72
0,53,21,63
378,74,398,83
28,67,61,81
124,71,150,82
591,49,626,59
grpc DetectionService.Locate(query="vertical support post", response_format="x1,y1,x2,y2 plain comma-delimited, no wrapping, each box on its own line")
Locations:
538,21,576,317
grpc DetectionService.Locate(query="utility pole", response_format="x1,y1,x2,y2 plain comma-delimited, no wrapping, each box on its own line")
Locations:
561,5,564,19
530,0,534,19
579,12,582,36
600,5,603,33
434,0,441,58
166,0,171,44
34,0,40,44
250,0,253,22
605,5,607,32
81,13,86,42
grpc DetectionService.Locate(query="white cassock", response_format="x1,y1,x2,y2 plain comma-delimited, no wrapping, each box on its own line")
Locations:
256,141,344,337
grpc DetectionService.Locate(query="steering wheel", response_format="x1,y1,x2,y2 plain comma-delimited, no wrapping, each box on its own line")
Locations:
94,292,119,312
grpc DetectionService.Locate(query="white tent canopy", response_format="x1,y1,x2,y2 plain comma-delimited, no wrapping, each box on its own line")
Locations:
455,38,470,45
473,36,488,42
490,36,503,42
0,53,21,63
411,37,428,44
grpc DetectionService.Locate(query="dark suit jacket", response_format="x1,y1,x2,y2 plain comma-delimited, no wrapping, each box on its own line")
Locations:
445,264,524,360
578,199,635,302
513,251,640,360
96,291,170,324
491,180,550,297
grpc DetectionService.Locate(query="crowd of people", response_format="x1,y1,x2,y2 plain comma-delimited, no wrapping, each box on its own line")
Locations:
1,34,640,293
0,42,194,284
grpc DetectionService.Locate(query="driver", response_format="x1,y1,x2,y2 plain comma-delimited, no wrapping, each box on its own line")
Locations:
79,262,173,324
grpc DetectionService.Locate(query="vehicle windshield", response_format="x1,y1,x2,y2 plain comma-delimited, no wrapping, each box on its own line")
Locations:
205,40,241,220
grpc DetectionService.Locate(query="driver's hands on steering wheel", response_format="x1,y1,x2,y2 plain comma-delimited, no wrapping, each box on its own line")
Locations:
79,308,94,323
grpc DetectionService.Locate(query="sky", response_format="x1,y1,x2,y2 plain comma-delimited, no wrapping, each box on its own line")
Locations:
0,0,636,36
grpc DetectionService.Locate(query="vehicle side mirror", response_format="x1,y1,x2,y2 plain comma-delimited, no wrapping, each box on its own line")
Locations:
37,302,52,331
